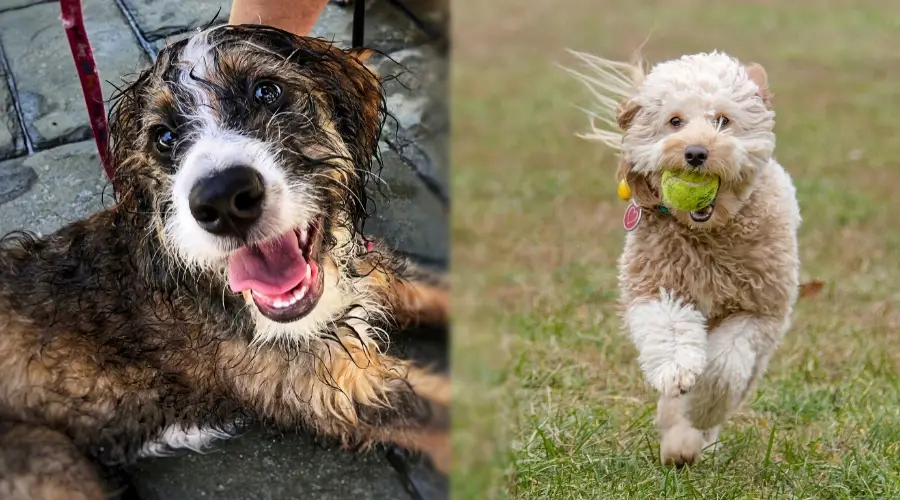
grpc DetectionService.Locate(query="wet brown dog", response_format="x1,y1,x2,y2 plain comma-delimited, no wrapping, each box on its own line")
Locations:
0,25,448,499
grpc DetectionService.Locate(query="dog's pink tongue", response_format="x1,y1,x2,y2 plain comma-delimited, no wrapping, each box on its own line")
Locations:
227,232,306,295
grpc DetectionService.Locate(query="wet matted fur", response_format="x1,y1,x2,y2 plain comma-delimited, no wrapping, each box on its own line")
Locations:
569,51,800,466
0,25,448,498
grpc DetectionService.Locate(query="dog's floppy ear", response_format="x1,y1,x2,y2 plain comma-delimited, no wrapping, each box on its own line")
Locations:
335,48,384,165
746,63,773,107
291,38,384,169
255,33,384,164
617,156,660,209
616,99,642,131
107,63,158,206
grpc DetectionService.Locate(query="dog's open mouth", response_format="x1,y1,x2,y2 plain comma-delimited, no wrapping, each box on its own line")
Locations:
227,220,326,323
690,202,715,223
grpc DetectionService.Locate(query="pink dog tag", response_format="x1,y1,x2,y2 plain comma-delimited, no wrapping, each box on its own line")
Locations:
623,201,642,231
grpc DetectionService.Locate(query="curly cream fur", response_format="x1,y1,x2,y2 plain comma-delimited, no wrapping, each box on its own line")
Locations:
572,51,801,465
564,49,647,150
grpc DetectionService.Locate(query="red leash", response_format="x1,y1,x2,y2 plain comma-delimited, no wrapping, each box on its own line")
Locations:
60,0,117,194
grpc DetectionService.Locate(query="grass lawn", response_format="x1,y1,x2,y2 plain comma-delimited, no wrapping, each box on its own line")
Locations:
452,0,900,498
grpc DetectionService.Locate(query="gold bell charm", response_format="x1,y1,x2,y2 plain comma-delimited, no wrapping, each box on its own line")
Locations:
617,179,632,201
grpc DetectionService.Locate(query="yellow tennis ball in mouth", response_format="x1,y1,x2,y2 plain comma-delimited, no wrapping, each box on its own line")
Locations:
660,170,720,212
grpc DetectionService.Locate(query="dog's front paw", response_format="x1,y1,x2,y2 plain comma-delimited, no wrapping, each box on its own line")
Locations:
627,291,708,397
660,424,705,467
646,358,705,397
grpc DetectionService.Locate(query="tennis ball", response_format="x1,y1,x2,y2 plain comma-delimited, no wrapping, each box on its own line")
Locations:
660,170,720,212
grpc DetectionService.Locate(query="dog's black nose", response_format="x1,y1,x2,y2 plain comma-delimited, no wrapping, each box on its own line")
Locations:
684,145,709,167
189,166,265,237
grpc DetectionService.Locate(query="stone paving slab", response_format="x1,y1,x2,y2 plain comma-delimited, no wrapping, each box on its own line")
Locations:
310,0,428,53
125,427,412,500
387,0,448,41
153,0,428,57
0,62,23,159
122,0,230,42
0,0,47,12
0,141,111,236
367,144,448,262
376,43,448,199
0,0,147,150
0,157,35,204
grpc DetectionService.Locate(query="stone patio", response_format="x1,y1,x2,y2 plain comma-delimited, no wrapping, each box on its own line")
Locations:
0,0,448,498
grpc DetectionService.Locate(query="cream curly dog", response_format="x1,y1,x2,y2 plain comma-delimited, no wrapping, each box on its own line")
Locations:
569,51,800,466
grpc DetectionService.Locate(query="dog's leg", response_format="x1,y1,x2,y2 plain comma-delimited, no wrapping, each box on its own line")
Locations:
221,334,450,473
685,313,786,431
317,357,451,473
356,255,450,331
657,395,723,466
353,363,451,473
323,340,450,473
625,290,707,397
361,259,449,469
657,313,785,466
389,277,449,330
392,258,449,330
0,422,107,500
657,394,705,466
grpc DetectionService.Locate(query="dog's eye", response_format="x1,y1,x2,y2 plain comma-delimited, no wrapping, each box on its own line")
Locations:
253,81,283,108
715,116,730,128
669,116,683,128
153,127,177,155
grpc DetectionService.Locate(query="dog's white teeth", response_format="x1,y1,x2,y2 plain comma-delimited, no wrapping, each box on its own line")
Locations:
300,229,308,245
304,262,312,281
297,284,309,300
269,294,301,309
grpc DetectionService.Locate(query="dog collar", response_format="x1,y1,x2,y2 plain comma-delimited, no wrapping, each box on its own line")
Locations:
358,236,375,253
623,202,670,231
623,202,641,231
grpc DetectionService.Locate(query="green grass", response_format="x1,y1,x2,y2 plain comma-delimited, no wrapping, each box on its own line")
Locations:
452,0,900,498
